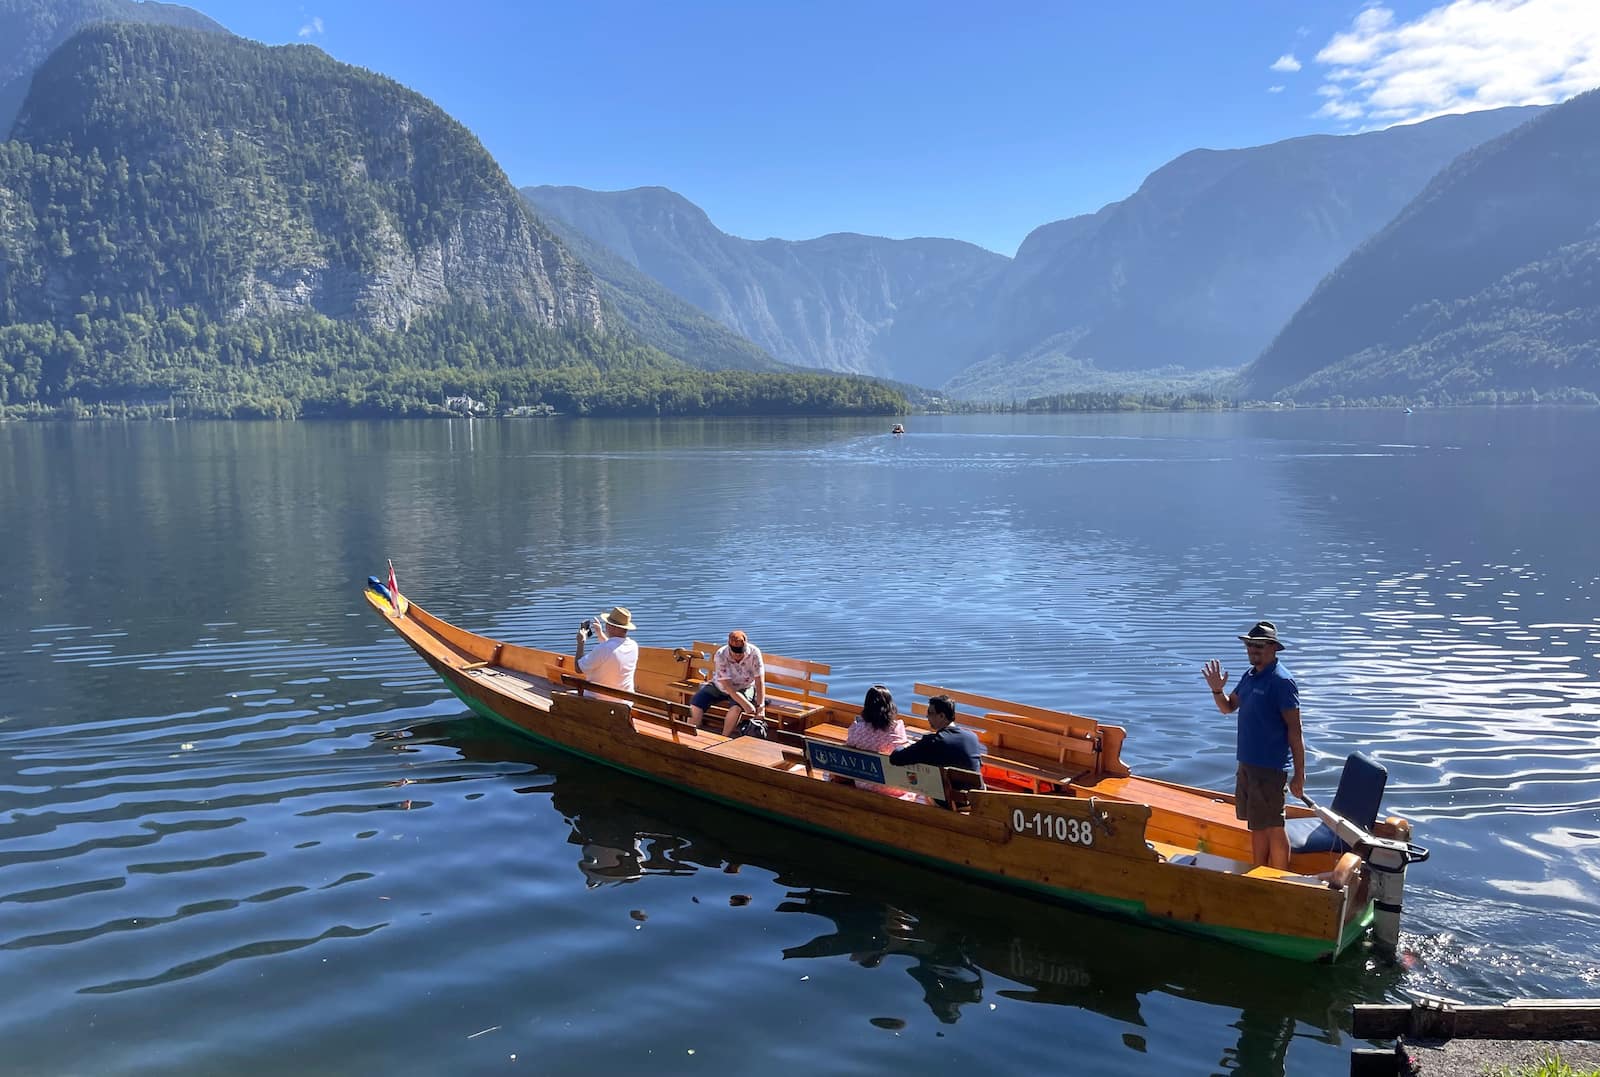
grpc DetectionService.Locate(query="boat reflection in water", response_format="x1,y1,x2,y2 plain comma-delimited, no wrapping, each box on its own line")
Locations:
408,716,1400,1072
772,881,1399,1071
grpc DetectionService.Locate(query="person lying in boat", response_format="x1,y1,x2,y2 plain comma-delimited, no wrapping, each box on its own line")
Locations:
575,606,639,695
1202,620,1306,870
844,685,914,797
889,694,985,784
689,629,767,736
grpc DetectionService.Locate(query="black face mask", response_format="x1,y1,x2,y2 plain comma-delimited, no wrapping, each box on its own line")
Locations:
729,645,746,655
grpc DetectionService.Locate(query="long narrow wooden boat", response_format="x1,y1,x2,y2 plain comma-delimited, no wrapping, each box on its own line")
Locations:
365,580,1424,962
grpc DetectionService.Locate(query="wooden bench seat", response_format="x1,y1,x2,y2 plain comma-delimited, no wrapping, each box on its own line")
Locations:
668,642,830,730
551,669,710,744
1086,775,1240,828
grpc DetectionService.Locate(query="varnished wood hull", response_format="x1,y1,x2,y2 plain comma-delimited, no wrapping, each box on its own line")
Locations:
369,590,1375,961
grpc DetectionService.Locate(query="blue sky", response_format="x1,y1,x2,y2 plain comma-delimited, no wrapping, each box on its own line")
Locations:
181,1,1598,255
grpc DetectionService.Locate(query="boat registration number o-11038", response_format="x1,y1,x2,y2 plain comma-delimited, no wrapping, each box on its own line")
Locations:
1011,809,1094,845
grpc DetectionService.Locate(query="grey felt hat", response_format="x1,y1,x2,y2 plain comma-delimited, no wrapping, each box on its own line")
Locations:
1237,620,1286,649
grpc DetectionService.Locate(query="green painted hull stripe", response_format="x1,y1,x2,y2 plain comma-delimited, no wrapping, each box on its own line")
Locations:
450,684,1359,962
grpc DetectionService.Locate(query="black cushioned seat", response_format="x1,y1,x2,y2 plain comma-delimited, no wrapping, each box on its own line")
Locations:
1287,752,1387,853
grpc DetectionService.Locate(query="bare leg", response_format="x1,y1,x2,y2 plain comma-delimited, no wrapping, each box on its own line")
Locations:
720,704,743,737
1250,829,1272,866
690,704,705,727
1264,826,1290,870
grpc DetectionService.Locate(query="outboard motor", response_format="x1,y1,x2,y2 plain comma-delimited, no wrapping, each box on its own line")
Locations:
1303,795,1430,953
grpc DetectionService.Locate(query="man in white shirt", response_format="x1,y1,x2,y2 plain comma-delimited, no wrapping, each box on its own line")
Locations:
574,606,638,695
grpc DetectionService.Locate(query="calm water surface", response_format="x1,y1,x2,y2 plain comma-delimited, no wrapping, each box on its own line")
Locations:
1,411,1597,1075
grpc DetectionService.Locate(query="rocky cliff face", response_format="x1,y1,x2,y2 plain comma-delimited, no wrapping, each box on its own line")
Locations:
228,189,601,332
1,24,603,336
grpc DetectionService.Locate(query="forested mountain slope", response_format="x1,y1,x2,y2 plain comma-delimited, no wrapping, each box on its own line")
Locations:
1,23,601,333
0,0,226,137
0,24,901,417
1241,89,1600,402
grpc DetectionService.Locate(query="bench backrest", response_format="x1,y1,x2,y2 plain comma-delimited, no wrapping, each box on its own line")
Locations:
552,668,702,743
801,738,947,803
682,641,830,704
912,683,1105,776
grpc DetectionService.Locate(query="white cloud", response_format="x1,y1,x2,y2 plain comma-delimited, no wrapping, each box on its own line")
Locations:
1271,53,1303,72
1312,0,1600,125
1268,85,1286,93
298,15,324,38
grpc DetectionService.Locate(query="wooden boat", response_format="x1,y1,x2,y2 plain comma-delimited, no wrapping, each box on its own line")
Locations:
365,580,1425,962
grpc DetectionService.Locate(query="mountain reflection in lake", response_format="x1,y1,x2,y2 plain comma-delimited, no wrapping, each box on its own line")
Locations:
2,412,1597,1076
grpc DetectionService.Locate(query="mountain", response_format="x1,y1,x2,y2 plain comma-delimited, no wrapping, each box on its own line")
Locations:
1,22,602,334
526,110,1537,397
0,24,906,418
522,185,1007,380
0,0,226,138
1239,89,1600,403
518,190,786,371
973,106,1545,390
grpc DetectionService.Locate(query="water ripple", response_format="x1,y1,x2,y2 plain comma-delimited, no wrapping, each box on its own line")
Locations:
3,413,1599,1075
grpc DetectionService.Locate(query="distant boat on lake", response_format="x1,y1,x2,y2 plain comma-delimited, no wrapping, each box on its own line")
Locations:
891,423,905,435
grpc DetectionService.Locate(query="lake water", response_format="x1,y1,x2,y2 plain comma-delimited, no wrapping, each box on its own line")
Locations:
2,410,1597,1075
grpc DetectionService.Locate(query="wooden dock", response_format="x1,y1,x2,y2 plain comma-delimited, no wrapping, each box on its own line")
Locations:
1351,998,1600,1075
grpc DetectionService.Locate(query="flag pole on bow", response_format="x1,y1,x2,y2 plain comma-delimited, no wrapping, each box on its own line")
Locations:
386,559,407,615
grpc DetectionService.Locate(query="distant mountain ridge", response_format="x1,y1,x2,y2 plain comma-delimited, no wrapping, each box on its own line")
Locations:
964,106,1545,384
0,0,226,138
522,184,1007,379
519,190,787,372
530,108,1542,397
1241,88,1600,401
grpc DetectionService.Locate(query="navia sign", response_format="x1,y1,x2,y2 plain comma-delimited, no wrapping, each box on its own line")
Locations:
804,741,946,802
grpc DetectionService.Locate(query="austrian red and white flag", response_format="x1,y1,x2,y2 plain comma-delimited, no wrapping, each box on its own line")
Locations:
387,559,399,600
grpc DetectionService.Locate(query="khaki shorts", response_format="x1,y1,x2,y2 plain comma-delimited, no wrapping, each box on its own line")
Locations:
1235,763,1288,832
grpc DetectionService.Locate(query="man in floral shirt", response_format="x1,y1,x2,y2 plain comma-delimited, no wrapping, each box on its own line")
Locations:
690,629,767,735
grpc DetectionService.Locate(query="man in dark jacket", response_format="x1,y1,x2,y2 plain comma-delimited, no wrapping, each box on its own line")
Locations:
891,694,985,779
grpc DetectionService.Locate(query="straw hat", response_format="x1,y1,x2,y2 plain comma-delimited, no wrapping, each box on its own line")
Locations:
602,606,638,631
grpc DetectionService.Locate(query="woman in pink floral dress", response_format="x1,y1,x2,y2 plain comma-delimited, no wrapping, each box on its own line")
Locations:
846,685,916,798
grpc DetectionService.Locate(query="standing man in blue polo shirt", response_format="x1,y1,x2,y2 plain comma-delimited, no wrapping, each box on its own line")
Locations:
1202,621,1306,869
